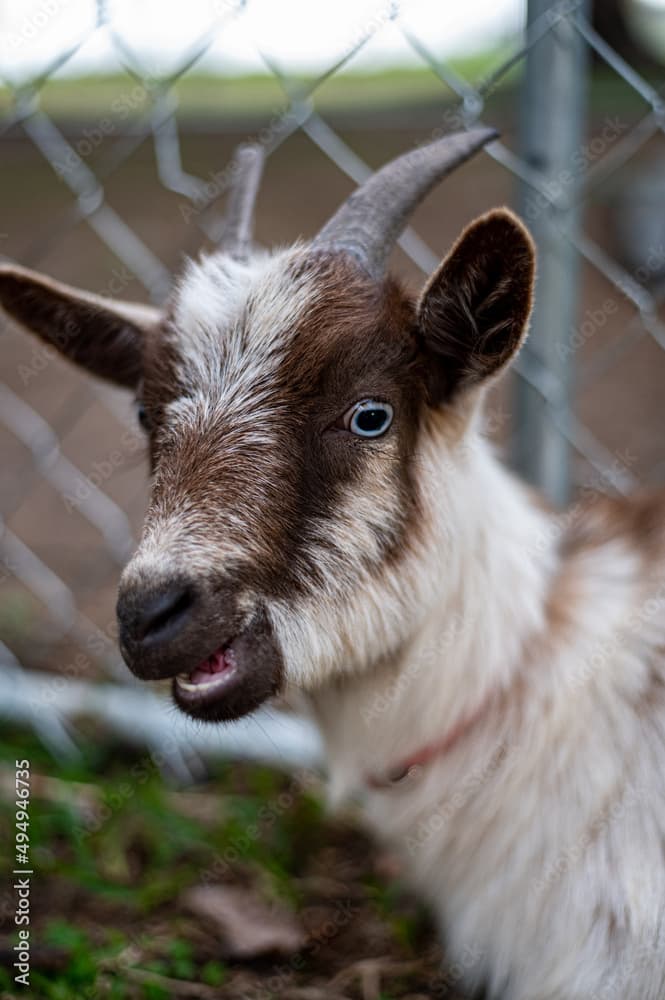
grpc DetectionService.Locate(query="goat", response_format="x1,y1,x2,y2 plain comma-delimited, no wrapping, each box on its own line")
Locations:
2,130,665,999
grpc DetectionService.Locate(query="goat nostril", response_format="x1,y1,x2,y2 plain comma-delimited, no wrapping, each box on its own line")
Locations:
134,583,196,643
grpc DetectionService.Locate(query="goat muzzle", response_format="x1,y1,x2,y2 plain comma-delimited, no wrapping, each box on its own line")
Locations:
116,574,283,721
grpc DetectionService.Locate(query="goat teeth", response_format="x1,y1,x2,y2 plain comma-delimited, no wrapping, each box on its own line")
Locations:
176,678,201,691
177,670,235,693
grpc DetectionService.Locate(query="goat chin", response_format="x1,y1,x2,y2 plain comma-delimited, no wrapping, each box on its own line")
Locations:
308,431,665,1000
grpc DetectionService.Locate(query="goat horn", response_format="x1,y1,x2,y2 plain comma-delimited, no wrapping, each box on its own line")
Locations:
312,127,498,278
219,143,265,259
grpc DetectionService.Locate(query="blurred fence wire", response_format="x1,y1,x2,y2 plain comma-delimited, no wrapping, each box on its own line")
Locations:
1,0,664,775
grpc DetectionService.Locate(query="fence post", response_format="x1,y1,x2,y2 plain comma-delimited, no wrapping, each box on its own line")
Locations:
512,0,590,505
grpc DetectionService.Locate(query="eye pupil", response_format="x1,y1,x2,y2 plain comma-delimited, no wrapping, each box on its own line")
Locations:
347,399,394,438
356,408,386,432
136,403,150,431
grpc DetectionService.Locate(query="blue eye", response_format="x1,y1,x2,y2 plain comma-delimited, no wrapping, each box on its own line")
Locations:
344,399,394,438
136,401,150,431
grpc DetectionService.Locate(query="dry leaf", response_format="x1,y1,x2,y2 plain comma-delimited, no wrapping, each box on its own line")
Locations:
182,884,306,959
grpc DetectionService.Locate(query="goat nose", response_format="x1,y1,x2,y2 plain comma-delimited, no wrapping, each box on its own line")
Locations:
117,580,196,649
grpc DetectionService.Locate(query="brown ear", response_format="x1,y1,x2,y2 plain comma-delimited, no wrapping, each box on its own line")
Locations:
0,264,162,388
417,208,535,404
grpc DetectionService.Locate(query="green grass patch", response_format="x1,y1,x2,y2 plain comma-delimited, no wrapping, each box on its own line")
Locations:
0,54,523,122
0,724,438,999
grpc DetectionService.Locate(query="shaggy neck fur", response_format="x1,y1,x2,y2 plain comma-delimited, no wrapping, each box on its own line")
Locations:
310,406,557,804
310,409,665,999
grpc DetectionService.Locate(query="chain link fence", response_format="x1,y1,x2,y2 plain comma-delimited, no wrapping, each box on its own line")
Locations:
2,0,665,773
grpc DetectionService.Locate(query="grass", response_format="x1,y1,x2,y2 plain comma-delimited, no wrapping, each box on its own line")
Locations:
0,57,655,133
0,54,521,122
0,725,445,1000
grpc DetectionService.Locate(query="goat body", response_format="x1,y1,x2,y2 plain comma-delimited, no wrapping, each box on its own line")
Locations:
2,132,665,998
313,436,665,999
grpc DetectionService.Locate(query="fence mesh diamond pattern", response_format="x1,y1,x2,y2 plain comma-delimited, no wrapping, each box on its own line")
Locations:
2,0,665,770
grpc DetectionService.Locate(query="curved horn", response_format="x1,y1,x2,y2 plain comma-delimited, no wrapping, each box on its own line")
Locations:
312,127,498,278
219,143,265,259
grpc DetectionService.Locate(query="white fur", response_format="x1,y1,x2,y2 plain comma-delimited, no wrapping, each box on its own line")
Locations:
303,409,665,999
123,245,665,998
170,244,317,394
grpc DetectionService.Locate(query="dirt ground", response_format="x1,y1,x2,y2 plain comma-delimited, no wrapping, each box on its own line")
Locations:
0,726,468,1000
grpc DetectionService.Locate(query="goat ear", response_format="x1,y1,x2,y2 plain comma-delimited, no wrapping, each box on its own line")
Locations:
417,208,535,404
0,264,162,389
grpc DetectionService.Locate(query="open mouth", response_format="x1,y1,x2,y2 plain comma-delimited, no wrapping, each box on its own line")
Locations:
167,612,283,723
174,644,238,710
118,590,283,724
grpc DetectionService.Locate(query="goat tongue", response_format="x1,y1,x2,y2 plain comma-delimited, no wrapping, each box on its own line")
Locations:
188,648,230,686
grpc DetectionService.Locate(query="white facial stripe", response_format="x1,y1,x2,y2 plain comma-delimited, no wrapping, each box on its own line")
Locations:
169,244,321,400
134,492,258,573
162,393,278,450
133,245,325,576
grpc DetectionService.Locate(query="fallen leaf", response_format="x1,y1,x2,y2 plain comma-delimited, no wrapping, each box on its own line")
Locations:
182,884,306,959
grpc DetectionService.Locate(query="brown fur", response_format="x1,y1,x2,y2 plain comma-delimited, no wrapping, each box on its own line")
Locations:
561,489,665,568
276,253,425,572
0,265,151,387
136,251,428,607
418,208,535,403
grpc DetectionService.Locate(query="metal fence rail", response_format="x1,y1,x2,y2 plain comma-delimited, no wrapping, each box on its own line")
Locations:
1,0,664,770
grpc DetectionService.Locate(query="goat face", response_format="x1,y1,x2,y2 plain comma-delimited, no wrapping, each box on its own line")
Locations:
0,133,535,722
122,247,424,721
